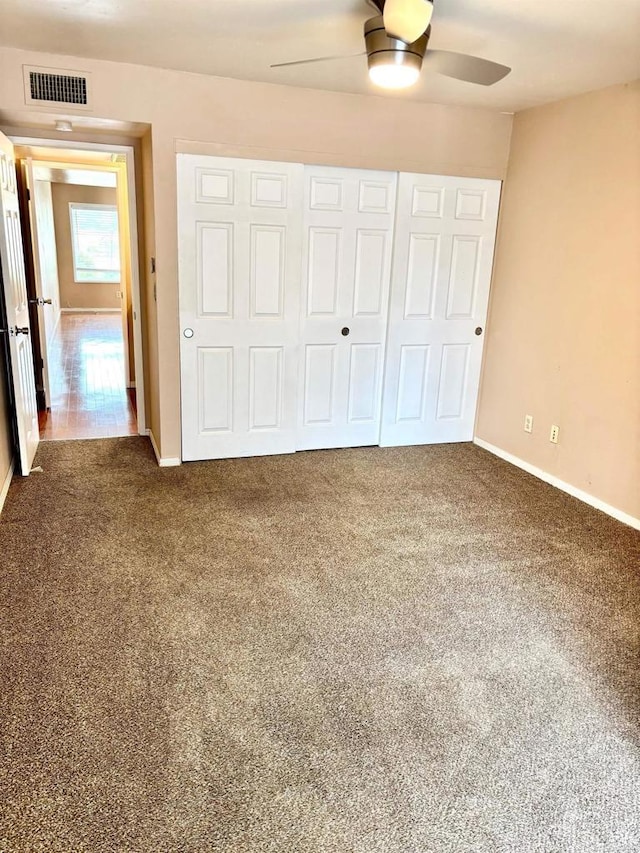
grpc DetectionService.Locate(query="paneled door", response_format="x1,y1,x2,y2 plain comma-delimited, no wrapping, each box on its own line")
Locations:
297,165,397,450
178,155,304,461
0,131,39,475
380,173,501,446
23,160,61,410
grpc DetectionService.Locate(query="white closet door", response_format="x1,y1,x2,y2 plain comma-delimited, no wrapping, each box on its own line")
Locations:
178,155,304,461
380,174,501,446
298,166,397,451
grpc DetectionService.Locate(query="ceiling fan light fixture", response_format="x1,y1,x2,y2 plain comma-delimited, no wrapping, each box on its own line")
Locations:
368,54,421,89
383,0,433,44
365,15,428,90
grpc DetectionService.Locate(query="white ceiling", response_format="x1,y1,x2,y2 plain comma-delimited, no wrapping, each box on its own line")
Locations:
2,0,639,112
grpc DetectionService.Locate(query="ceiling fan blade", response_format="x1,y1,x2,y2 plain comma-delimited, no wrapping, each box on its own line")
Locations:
383,0,433,44
425,50,511,85
271,52,365,69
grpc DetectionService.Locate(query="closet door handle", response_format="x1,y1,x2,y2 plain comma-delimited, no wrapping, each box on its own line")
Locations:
341,327,350,337
475,327,483,336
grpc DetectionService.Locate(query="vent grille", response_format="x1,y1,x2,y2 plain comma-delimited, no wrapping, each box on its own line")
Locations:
29,71,88,105
23,65,92,109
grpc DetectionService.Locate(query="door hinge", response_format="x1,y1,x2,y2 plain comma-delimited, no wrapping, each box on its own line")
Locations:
26,188,31,201
39,358,44,370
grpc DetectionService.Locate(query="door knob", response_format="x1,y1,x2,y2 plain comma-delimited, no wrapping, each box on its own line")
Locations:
341,327,350,337
14,326,29,336
475,327,483,336
183,328,194,339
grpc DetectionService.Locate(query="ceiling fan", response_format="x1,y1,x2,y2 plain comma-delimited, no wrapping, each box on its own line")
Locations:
271,0,511,91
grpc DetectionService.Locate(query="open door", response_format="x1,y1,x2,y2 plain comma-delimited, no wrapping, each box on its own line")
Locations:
0,131,39,474
22,158,61,410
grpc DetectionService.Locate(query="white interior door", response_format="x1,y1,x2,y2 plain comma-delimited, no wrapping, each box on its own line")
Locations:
178,155,304,461
0,132,39,474
381,173,501,446
298,165,397,451
23,160,61,409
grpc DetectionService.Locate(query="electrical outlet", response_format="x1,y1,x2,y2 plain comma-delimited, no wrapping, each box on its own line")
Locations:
550,425,559,444
524,414,533,433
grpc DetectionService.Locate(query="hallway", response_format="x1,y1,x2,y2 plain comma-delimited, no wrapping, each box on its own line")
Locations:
39,312,137,440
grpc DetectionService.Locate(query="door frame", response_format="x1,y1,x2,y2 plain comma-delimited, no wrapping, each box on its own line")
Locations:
10,136,146,436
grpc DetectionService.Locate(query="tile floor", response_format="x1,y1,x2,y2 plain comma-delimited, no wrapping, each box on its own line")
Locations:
39,312,138,441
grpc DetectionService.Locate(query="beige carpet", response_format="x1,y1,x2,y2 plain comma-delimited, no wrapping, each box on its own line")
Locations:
1,437,639,852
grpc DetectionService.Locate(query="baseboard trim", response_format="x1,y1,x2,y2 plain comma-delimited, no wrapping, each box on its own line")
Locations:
60,308,121,314
0,459,15,516
474,437,640,532
146,429,181,468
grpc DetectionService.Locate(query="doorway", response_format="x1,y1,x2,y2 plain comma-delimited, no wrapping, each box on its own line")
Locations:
42,312,137,439
13,139,145,441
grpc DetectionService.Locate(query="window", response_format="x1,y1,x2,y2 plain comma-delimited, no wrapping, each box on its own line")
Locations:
69,203,121,283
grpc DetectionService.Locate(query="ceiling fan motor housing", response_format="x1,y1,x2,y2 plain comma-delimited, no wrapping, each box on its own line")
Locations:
364,15,430,77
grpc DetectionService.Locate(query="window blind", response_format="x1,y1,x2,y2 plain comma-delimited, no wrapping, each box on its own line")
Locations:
69,203,121,283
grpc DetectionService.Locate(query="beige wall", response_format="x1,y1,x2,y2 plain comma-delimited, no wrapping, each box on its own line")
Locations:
51,182,121,310
0,46,513,458
477,81,640,519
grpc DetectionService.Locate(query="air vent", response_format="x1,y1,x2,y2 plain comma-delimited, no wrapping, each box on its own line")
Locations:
23,65,92,110
30,71,86,104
